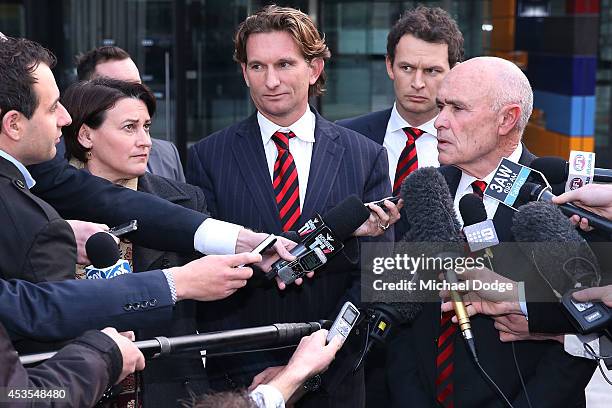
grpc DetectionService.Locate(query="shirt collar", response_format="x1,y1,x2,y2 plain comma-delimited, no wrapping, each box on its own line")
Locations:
457,143,523,194
387,102,438,137
0,149,36,188
258,108,316,145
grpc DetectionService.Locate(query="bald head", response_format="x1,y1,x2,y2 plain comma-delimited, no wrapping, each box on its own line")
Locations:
446,57,533,133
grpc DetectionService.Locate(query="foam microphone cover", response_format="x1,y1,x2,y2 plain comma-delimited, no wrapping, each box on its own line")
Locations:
511,201,601,293
322,195,371,241
459,194,487,227
529,157,568,185
86,232,120,268
399,167,462,242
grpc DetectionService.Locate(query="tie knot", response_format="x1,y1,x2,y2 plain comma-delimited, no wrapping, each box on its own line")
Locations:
471,180,487,199
403,127,424,141
271,131,296,151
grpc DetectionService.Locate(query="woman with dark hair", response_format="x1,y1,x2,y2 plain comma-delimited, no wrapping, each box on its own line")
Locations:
62,78,208,407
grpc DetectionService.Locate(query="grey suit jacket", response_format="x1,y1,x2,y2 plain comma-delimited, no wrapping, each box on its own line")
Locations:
147,139,186,182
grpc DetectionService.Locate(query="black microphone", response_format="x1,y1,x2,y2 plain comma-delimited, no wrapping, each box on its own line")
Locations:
86,232,120,268
511,201,601,294
399,167,477,360
267,195,371,285
511,201,612,334
84,232,131,279
19,321,332,365
518,181,612,234
531,156,612,184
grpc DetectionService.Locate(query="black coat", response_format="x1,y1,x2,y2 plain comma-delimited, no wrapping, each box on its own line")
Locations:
0,323,122,407
132,173,209,407
0,156,76,283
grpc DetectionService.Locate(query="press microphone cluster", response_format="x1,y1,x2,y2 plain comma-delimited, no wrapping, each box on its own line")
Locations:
84,232,132,279
20,321,331,366
266,195,371,285
399,167,477,360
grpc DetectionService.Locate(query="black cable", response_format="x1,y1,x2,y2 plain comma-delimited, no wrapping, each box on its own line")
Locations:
512,342,533,408
583,342,612,386
474,357,514,408
352,321,371,373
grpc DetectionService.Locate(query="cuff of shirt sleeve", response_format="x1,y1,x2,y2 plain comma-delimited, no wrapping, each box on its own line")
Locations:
162,270,177,304
250,384,286,408
564,333,601,359
194,218,242,255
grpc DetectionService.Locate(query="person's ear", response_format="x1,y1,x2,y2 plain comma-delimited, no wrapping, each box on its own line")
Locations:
77,124,94,148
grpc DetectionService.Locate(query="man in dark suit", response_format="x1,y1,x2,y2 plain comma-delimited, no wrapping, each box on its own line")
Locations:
186,6,393,407
76,45,186,182
338,6,463,241
337,8,464,405
387,56,596,407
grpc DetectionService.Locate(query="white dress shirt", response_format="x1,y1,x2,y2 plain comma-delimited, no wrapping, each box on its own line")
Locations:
258,108,316,211
384,103,439,185
453,144,523,226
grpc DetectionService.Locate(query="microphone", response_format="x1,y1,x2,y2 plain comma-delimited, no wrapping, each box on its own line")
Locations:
518,181,612,234
530,156,612,184
84,232,131,279
399,167,477,360
511,201,611,334
459,194,499,253
267,195,371,285
19,321,331,365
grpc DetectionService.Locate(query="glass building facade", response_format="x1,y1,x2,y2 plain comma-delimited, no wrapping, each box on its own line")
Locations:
1,0,610,165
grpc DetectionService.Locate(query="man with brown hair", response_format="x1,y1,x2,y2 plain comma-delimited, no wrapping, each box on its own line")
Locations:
339,5,463,240
187,5,394,407
75,45,186,182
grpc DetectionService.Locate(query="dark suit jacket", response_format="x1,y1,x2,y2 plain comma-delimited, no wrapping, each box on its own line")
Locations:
147,138,186,183
132,173,209,407
338,108,410,241
0,157,76,283
187,109,392,407
1,323,123,408
27,140,205,253
1,271,173,341
387,147,596,408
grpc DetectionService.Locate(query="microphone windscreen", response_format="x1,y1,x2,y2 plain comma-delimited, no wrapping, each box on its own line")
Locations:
459,194,487,227
530,157,568,185
399,167,462,242
322,195,371,241
511,201,601,293
86,232,120,268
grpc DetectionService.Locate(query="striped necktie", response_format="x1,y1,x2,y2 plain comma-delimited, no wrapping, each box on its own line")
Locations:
393,127,423,196
271,131,300,231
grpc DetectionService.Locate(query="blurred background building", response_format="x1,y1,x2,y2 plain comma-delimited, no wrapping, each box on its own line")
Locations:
0,0,608,166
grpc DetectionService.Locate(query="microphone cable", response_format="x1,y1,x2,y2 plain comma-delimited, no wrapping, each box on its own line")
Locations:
512,342,533,408
472,351,515,408
583,333,612,386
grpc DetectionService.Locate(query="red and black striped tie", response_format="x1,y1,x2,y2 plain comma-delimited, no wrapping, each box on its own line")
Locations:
436,310,456,408
272,131,301,232
471,180,487,199
393,127,423,196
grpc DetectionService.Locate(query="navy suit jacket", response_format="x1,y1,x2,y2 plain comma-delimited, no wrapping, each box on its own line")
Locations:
187,109,392,390
1,271,173,341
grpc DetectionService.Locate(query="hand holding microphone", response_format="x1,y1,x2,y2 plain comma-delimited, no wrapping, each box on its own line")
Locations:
552,184,612,231
67,220,116,265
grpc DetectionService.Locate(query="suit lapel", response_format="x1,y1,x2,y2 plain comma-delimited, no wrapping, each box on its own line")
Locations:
302,112,345,220
367,108,392,145
232,114,282,232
